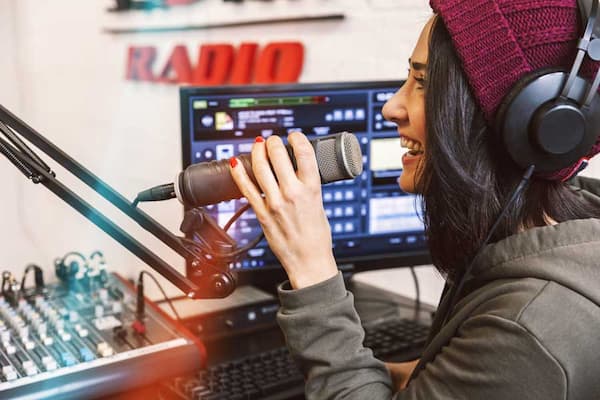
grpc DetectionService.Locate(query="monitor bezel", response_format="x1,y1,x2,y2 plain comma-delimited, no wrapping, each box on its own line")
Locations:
180,81,431,284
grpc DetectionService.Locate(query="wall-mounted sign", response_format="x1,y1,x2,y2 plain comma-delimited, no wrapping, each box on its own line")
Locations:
126,41,304,85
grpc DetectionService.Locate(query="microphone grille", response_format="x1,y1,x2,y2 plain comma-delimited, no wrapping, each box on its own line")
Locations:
341,132,363,177
315,132,363,183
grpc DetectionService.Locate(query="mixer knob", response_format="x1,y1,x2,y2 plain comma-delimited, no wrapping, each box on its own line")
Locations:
55,319,64,331
42,356,58,371
2,365,17,381
97,342,114,357
112,302,123,314
21,360,37,376
75,324,89,338
19,326,29,339
4,344,16,355
22,339,35,350
36,323,47,336
99,288,109,303
95,305,104,318
69,311,79,322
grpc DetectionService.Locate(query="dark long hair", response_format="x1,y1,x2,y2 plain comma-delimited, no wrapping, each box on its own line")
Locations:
420,16,600,276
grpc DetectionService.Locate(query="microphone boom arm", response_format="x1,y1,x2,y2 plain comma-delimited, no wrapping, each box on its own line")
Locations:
0,103,235,299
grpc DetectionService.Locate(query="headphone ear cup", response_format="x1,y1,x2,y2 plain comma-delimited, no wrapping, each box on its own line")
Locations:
495,68,555,138
496,68,600,173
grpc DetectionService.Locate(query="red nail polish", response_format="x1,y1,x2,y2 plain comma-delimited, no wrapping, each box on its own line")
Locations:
255,136,264,143
229,157,238,168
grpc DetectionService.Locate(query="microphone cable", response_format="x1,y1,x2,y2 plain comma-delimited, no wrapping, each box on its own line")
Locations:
179,202,265,265
132,183,175,208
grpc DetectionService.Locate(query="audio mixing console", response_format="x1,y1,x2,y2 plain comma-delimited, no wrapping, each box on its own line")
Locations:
0,253,204,400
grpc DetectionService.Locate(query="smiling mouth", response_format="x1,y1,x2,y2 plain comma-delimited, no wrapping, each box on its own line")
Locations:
400,136,424,156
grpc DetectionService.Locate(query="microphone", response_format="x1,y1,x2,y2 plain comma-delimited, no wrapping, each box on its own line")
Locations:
135,132,363,208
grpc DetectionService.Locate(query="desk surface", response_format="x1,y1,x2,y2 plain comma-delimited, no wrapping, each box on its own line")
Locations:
104,279,434,400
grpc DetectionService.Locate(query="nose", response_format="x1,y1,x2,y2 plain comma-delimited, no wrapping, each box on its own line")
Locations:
382,85,408,126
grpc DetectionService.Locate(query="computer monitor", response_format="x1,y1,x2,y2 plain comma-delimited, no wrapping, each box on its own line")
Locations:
180,81,430,286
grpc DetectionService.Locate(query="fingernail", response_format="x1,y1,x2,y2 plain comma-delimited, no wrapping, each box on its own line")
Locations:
255,136,264,143
229,157,238,168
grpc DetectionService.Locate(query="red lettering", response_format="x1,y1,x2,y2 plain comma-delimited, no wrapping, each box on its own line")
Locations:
193,44,234,85
229,43,258,85
125,42,304,85
126,46,157,81
254,42,304,84
158,45,193,83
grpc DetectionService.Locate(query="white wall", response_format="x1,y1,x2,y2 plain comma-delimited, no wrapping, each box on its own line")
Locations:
0,0,30,286
1,0,443,302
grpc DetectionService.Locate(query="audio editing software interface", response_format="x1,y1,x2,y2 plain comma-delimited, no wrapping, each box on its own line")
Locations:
181,83,426,271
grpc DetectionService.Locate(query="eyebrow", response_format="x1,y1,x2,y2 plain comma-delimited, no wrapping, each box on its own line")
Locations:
409,58,427,71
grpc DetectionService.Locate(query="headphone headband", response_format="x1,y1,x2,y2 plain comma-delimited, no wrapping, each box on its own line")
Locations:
578,0,600,39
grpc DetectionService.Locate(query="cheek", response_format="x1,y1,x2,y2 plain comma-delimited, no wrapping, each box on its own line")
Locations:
414,109,427,143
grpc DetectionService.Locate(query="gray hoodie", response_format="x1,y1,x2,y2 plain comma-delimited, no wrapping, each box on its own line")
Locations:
277,176,600,399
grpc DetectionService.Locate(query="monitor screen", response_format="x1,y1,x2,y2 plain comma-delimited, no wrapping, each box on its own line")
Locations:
180,81,430,280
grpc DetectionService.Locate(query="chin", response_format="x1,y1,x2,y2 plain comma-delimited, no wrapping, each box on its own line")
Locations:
398,174,416,194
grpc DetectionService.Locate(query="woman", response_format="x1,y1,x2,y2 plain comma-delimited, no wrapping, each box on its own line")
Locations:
230,0,600,398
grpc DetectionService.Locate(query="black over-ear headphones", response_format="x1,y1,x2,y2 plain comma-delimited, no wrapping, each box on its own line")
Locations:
497,0,600,174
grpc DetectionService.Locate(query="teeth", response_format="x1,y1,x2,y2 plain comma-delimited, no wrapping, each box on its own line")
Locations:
400,136,423,153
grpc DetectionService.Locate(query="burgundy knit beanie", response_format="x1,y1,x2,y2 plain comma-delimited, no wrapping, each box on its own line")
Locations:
430,0,600,181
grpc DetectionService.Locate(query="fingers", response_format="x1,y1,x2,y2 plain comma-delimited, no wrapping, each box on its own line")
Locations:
228,156,266,218
264,135,297,188
250,137,283,201
287,131,320,186
233,133,319,209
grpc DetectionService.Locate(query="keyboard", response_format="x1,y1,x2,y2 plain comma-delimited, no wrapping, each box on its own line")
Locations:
162,317,430,400
363,316,431,360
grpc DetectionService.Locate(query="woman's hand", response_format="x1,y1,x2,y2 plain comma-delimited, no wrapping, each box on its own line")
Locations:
385,359,419,391
229,132,338,289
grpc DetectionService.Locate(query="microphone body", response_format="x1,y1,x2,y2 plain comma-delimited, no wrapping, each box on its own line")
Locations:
175,132,363,207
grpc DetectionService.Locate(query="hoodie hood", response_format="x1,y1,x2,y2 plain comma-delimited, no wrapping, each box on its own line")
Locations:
469,176,600,307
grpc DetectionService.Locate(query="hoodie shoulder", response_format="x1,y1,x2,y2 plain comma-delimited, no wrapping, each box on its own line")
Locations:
569,175,600,207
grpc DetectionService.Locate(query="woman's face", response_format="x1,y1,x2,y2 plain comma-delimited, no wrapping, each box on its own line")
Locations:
382,17,433,194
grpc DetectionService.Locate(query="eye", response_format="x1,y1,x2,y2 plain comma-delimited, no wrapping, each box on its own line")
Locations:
407,69,426,89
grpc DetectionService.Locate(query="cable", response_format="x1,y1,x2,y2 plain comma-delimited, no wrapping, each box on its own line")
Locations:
410,266,421,320
179,227,264,261
20,263,44,292
134,183,176,206
224,203,251,232
137,271,182,321
1,271,14,295
440,164,535,327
